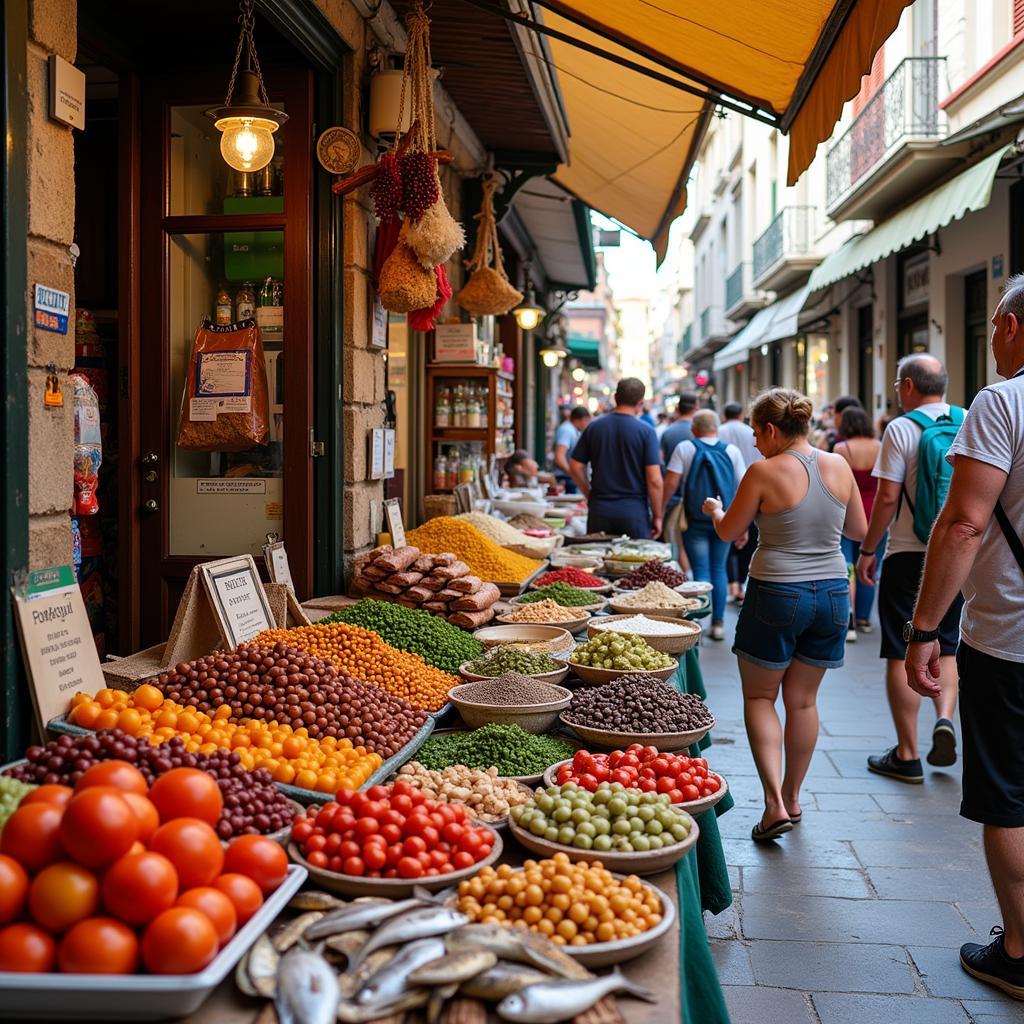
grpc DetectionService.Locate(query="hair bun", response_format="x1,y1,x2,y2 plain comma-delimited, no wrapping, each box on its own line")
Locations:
786,396,813,424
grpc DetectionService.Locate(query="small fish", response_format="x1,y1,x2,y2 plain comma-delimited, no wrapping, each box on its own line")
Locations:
246,934,280,999
448,926,578,979
304,896,430,941
325,929,371,960
356,936,446,1007
274,911,325,951
335,988,429,1023
274,946,340,1024
427,981,460,1024
410,949,498,986
496,969,655,1023
337,947,392,1000
235,950,260,998
288,890,346,911
459,962,551,1001
350,906,469,968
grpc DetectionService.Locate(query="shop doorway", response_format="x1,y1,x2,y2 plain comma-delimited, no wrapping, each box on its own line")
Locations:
76,1,343,650
964,269,988,403
856,304,873,410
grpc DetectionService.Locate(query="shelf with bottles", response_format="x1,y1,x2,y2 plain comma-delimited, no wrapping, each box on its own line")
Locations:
433,442,485,492
433,382,491,431
214,276,284,343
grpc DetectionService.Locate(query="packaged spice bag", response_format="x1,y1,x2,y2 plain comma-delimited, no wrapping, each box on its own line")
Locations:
177,319,270,452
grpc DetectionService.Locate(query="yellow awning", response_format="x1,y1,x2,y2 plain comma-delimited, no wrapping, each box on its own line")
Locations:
523,0,912,261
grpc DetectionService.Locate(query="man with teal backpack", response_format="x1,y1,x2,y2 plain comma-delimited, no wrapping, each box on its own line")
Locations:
856,355,965,783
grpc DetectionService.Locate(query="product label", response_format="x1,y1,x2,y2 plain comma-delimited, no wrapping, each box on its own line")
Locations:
196,479,267,495
256,306,284,331
34,283,70,334
199,556,274,649
191,350,252,420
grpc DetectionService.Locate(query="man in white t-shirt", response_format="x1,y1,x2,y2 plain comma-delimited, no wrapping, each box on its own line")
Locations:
661,410,747,641
905,274,1024,996
856,354,963,783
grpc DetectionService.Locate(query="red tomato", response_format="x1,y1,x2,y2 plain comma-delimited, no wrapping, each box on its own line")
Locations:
141,907,219,975
458,830,483,856
338,840,360,860
610,769,633,787
379,808,404,828
668,789,684,803
29,861,99,933
380,823,402,845
60,789,137,869
0,802,64,872
176,887,237,947
592,763,611,782
0,855,28,925
342,856,365,876
421,826,440,847
641,745,659,760
389,779,413,797
385,844,402,868
651,758,671,776
58,917,139,974
328,856,343,873
77,760,148,796
607,751,622,768
305,834,327,854
213,874,263,926
20,784,73,809
436,804,458,825
397,856,423,879
0,922,57,972
364,785,389,801
452,850,475,870
222,836,288,895
682,784,700,801
306,851,329,869
656,777,676,794
363,845,387,871
638,778,657,792
403,836,427,857
102,851,179,926
410,790,428,806
391,794,413,815
291,820,314,843
149,818,224,890
324,834,342,855
148,769,223,826
619,754,640,770
354,817,379,839
315,807,337,830
122,793,160,844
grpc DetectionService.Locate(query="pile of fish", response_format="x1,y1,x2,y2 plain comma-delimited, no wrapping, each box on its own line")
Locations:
236,888,656,1024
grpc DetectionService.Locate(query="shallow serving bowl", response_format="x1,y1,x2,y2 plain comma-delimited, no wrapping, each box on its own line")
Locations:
496,610,591,635
587,615,702,655
557,712,714,752
287,828,503,897
448,678,572,733
508,593,607,614
568,659,678,686
457,658,570,688
508,812,698,876
472,624,574,653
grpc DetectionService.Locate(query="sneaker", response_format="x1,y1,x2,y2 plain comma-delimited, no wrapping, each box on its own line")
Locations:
867,746,924,783
856,619,873,634
961,927,1024,999
928,718,958,767
846,627,857,643
710,622,725,641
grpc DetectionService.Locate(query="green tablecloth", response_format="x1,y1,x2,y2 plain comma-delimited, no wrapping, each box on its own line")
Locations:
672,647,733,1024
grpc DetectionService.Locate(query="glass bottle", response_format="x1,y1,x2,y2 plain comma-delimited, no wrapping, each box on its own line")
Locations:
446,448,459,489
236,282,256,321
435,385,450,429
215,285,232,325
452,385,466,428
466,385,481,428
433,452,448,491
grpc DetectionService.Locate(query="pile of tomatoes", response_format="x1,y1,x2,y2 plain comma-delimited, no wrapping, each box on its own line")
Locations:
554,746,721,804
291,780,495,880
0,761,290,975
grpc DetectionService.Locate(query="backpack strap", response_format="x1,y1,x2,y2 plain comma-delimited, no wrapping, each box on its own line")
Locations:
995,501,1024,574
895,407,964,517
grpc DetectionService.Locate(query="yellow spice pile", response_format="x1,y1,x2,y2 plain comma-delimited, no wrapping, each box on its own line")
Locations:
407,517,542,584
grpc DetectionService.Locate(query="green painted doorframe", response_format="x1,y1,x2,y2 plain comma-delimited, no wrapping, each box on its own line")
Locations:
1,0,31,761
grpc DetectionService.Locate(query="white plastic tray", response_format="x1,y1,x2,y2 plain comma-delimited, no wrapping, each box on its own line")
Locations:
0,864,307,1019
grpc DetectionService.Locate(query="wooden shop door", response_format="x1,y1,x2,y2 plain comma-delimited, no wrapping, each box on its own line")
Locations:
137,65,314,646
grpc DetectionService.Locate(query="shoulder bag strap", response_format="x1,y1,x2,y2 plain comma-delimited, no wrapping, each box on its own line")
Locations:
995,501,1024,574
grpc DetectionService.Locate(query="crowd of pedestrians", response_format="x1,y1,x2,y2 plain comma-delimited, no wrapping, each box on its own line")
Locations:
552,273,1024,996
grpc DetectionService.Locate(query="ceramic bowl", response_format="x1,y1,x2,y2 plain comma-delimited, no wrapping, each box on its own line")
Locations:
587,615,702,654
448,679,572,733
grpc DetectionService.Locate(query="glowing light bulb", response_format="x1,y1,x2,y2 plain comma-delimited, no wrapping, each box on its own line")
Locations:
215,114,278,172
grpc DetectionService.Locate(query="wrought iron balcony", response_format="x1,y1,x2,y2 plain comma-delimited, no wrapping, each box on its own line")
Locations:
699,305,729,345
677,324,692,362
826,57,946,213
752,206,816,290
725,261,768,320
725,264,744,312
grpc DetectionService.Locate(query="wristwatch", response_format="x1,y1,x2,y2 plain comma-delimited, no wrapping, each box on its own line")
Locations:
903,621,940,643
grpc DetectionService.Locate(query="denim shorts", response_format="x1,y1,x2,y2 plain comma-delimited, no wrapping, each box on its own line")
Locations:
734,577,850,671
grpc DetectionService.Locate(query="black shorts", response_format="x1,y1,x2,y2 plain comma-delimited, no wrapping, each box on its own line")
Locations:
958,642,1024,827
877,551,962,660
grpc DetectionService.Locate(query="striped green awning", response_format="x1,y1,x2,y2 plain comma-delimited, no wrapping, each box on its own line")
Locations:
567,335,602,368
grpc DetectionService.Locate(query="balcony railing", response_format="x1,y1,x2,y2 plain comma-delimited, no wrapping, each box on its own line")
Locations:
677,324,692,362
700,306,728,343
826,57,946,209
726,263,747,311
752,206,815,282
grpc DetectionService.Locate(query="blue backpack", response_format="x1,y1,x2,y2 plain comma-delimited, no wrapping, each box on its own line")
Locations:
684,440,736,522
900,406,965,543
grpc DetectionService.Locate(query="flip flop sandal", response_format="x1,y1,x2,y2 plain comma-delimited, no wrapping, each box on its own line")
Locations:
788,813,802,824
752,818,793,842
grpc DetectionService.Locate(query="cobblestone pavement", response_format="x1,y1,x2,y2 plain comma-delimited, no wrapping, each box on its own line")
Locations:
701,605,1024,1024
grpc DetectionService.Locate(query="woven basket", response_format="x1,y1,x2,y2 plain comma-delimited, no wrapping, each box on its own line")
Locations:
424,494,457,519
378,241,437,313
456,266,522,316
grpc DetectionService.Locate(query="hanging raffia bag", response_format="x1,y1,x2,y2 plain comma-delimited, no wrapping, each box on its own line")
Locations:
457,175,523,316
378,240,437,313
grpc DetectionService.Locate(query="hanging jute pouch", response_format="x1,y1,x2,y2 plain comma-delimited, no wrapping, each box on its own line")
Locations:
456,174,523,316
378,241,437,313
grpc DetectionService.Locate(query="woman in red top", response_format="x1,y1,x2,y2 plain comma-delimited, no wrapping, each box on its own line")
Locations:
835,406,883,636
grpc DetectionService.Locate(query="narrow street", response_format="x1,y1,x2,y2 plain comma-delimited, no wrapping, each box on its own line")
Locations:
702,607,1024,1024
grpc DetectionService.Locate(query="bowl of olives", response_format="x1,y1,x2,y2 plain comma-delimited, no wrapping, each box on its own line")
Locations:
569,631,678,685
508,781,699,875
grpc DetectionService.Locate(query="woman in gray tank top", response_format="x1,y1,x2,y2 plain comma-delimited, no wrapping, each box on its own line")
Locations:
702,389,867,842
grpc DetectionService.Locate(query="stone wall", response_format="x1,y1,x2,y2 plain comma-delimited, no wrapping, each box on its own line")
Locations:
26,0,76,569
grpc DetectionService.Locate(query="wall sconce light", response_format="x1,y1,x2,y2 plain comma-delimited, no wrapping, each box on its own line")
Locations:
539,346,567,368
206,0,288,173
514,277,545,332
